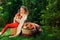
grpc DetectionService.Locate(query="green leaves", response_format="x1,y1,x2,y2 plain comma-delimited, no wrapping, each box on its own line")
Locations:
7,2,12,5
0,6,3,10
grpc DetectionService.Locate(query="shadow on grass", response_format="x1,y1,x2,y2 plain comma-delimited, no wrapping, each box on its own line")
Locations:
0,35,10,39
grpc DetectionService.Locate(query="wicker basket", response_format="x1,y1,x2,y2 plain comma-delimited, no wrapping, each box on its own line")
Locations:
22,28,32,36
10,28,17,36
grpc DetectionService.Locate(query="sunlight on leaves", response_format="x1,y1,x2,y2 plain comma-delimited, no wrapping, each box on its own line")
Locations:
7,2,12,5
0,6,3,10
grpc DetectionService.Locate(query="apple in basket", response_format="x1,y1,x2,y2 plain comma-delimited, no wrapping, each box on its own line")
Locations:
22,23,35,36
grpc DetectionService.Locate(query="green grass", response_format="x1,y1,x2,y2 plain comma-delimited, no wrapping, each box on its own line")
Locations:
0,28,43,40
0,26,60,40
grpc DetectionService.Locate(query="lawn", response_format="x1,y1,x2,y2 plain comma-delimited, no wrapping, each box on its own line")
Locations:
0,26,60,40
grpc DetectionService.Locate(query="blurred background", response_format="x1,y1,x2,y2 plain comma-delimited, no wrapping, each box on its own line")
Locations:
0,0,60,40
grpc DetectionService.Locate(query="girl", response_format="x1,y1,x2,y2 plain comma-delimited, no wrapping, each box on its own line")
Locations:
0,6,29,35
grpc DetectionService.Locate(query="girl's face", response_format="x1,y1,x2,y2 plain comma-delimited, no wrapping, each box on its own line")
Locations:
20,7,25,14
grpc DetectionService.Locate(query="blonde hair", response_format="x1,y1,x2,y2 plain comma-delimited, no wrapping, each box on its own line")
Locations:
20,6,29,15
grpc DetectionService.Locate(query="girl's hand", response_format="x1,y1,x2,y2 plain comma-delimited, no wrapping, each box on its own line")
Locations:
15,19,20,23
18,16,22,19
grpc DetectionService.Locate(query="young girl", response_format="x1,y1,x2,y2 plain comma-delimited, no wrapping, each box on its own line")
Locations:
0,6,29,35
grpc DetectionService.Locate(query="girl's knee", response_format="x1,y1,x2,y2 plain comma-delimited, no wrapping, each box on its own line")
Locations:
6,24,10,27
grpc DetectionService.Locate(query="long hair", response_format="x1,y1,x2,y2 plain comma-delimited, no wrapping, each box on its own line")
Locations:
20,6,29,15
16,6,29,16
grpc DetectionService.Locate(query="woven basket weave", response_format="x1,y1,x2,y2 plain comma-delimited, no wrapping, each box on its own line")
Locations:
10,28,17,36
22,28,32,36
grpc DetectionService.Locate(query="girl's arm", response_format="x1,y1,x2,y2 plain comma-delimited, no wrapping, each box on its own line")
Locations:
15,17,21,23
13,13,20,23
13,16,18,23
13,17,15,23
13,15,20,23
